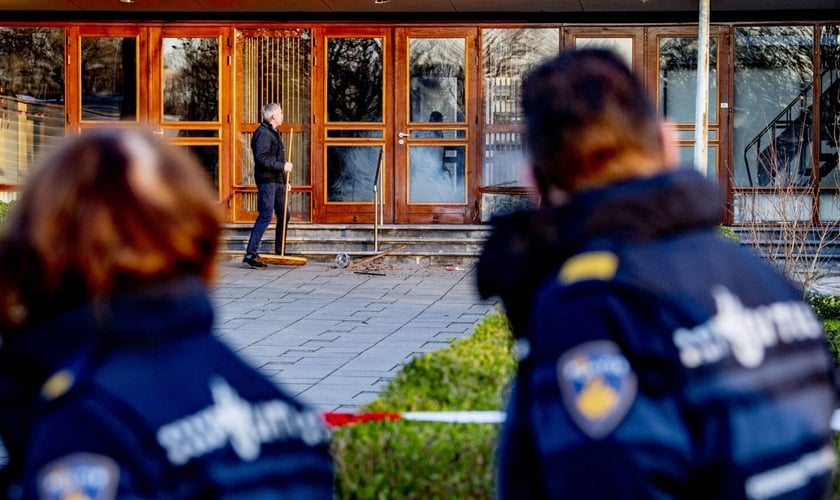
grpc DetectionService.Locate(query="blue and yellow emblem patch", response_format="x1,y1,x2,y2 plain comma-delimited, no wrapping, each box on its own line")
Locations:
37,453,119,500
557,340,637,439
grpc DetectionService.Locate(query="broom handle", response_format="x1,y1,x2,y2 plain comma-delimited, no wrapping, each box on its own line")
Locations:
280,128,293,256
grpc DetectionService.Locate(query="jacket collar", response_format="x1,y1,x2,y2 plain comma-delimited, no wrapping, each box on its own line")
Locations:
476,169,720,334
0,277,214,386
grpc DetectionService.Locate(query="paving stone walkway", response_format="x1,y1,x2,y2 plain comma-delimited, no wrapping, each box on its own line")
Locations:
211,260,498,413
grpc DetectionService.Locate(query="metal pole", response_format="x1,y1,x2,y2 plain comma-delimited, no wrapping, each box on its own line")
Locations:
694,0,711,176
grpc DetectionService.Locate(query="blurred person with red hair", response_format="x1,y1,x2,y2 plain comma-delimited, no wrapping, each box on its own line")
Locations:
0,130,333,499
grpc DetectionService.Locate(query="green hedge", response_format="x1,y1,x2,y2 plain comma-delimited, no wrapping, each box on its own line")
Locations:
811,294,840,321
331,311,516,499
0,200,12,227
718,225,739,242
331,295,840,498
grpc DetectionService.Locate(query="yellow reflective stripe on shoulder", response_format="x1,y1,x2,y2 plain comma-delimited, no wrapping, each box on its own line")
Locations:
41,370,75,401
559,251,619,285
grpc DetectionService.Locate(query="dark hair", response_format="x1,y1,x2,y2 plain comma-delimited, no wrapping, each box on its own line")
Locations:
522,48,663,194
0,129,222,332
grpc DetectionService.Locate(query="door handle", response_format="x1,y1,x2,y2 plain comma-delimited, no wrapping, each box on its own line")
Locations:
398,132,409,138
153,130,164,135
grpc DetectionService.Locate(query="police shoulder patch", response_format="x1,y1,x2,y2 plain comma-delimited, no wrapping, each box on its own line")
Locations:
557,340,637,439
558,251,619,285
38,453,119,500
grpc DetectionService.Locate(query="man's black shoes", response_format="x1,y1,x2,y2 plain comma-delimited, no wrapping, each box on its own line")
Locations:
243,256,267,269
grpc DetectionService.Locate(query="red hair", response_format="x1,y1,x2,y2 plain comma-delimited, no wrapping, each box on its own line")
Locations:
0,129,221,331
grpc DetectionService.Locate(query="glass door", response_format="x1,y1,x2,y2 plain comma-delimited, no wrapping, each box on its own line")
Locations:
70,26,229,199
394,28,478,223
647,27,731,185
316,27,390,224
149,27,230,196
71,26,147,130
314,27,478,224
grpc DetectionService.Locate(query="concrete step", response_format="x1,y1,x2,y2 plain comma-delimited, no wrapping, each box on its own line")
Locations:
219,223,492,265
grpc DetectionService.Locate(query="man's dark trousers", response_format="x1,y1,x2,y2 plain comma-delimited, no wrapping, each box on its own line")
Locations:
245,181,288,257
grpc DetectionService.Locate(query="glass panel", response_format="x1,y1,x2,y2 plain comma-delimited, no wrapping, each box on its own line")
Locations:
163,37,219,122
161,129,219,138
482,28,559,188
241,130,310,187
327,38,383,122
659,37,718,124
674,129,717,140
239,31,311,191
733,192,812,223
410,129,466,139
81,37,136,121
409,145,465,203
678,145,717,179
0,27,65,192
819,26,840,189
575,37,633,68
734,26,814,187
327,129,383,138
290,192,311,222
409,38,465,124
326,145,382,202
240,31,310,125
181,145,219,192
820,192,840,221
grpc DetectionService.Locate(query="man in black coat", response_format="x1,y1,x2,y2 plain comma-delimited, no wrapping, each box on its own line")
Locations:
244,102,293,269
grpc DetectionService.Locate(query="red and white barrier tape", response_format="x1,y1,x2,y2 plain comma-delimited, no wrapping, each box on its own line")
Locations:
326,409,840,431
323,410,506,428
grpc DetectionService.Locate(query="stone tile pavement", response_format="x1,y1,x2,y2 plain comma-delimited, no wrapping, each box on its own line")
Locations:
209,259,840,416
210,260,498,413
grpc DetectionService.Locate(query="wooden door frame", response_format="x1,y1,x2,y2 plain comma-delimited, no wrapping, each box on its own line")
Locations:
66,24,232,204
312,25,480,224
562,26,645,78
232,27,312,224
645,25,733,222
149,26,233,203
67,25,150,134
310,26,392,224
394,26,480,224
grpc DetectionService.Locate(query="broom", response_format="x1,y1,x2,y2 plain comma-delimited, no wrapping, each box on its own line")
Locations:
261,127,307,266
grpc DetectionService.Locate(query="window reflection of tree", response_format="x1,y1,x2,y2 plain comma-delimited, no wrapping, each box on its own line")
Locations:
819,27,840,187
0,27,64,100
658,37,718,124
327,38,383,122
734,26,814,187
0,27,65,174
326,38,383,202
409,38,464,123
164,38,219,123
481,28,558,189
80,37,136,120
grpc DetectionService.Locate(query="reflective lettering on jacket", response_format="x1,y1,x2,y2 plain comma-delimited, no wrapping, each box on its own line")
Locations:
673,285,823,369
156,376,330,465
745,445,836,499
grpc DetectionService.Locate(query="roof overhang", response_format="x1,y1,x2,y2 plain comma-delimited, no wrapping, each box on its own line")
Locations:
3,0,839,21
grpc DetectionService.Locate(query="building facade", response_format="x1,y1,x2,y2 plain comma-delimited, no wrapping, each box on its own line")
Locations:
2,10,840,228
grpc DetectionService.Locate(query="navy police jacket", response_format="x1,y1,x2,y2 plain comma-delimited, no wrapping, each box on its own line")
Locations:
0,277,333,499
478,170,839,499
251,120,287,185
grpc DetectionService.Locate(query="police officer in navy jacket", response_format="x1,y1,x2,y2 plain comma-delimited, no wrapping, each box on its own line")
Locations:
477,49,839,499
0,130,333,499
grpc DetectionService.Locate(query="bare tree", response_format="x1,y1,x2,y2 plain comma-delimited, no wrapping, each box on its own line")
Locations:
737,121,840,296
